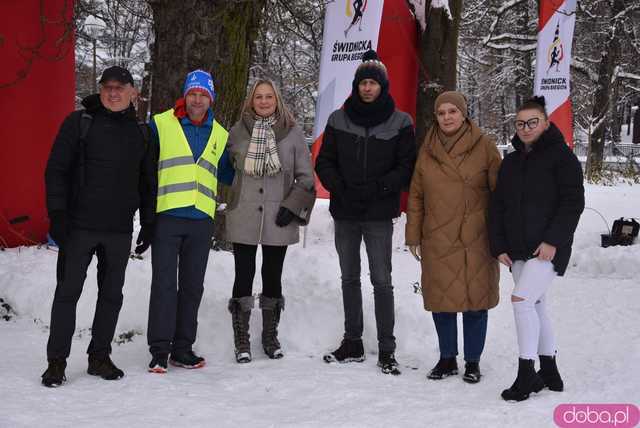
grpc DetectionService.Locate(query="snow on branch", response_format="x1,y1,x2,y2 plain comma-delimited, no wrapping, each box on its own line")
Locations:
407,0,426,30
617,71,640,81
431,0,452,20
408,0,452,30
613,3,640,22
482,0,528,46
485,41,537,52
489,33,537,43
571,57,599,83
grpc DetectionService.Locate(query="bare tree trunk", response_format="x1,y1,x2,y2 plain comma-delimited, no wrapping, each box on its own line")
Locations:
585,0,624,180
137,61,152,122
634,104,640,145
148,0,266,128
514,4,533,108
416,0,463,147
610,79,621,144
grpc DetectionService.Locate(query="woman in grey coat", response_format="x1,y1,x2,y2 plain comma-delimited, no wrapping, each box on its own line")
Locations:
221,79,315,363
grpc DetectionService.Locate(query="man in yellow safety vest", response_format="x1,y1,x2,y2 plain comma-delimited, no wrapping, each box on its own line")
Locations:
146,69,232,373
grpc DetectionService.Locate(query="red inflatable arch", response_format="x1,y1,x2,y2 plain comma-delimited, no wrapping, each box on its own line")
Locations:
0,0,75,248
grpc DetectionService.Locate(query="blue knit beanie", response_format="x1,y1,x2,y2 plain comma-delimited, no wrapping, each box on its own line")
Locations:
183,70,215,100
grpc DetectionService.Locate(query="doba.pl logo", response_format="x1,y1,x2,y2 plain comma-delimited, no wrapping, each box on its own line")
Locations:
554,404,639,427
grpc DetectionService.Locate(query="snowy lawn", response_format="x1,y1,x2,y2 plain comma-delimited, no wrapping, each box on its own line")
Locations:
1,184,639,427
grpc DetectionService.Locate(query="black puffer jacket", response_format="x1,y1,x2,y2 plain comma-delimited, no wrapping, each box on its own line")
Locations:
489,123,584,275
315,108,416,221
45,94,157,233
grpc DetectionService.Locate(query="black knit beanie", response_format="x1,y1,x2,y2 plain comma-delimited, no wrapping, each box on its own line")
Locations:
352,50,389,94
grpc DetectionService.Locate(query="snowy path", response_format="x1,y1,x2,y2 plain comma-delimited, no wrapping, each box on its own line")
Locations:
1,184,639,427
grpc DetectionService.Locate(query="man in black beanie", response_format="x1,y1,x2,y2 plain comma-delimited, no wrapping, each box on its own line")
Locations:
316,50,416,375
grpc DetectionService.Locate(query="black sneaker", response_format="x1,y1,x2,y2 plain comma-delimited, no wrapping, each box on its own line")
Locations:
170,350,206,369
148,354,169,374
427,357,458,380
323,339,365,363
377,352,401,375
42,358,67,387
87,354,124,380
463,361,482,383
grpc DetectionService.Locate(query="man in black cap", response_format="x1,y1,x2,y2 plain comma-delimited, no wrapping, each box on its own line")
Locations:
316,50,416,374
41,65,157,387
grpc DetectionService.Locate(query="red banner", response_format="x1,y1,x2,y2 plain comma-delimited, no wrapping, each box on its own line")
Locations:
0,0,75,247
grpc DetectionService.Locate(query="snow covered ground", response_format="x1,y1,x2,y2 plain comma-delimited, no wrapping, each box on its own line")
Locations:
1,184,639,427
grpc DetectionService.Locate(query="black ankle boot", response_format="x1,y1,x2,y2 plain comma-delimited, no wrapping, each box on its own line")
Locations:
463,361,482,383
87,354,124,380
501,358,545,401
42,358,67,387
538,355,564,392
427,357,458,380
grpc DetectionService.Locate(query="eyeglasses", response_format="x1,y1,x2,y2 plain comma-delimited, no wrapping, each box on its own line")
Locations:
514,118,540,131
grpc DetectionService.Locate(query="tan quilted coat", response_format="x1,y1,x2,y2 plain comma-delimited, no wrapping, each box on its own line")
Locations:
405,120,502,312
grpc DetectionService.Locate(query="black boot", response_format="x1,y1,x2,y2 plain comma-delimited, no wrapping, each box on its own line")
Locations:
538,355,564,392
377,351,401,375
260,295,284,359
427,357,458,380
463,361,482,384
323,339,365,363
87,354,124,380
42,358,67,387
501,358,545,401
228,296,254,363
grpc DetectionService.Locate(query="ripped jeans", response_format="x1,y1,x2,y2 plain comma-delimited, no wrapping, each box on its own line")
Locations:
511,259,558,360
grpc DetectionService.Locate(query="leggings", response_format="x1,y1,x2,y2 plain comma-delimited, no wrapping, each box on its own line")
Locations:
511,258,557,360
232,243,287,298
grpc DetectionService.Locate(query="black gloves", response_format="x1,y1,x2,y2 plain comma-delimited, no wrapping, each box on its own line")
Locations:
134,223,154,254
48,211,68,249
275,207,296,227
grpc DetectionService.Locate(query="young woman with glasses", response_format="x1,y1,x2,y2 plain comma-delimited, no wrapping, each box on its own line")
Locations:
489,96,584,401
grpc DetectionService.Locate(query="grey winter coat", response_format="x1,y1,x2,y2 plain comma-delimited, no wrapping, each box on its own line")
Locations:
224,114,315,246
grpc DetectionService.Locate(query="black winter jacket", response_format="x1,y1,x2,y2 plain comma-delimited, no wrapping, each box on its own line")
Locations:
489,123,584,275
45,94,157,233
315,108,416,220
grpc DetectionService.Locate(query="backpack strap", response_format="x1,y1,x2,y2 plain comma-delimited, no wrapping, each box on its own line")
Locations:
137,122,151,151
77,111,94,187
80,111,93,141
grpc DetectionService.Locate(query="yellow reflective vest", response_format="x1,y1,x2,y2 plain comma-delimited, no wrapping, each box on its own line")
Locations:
154,109,228,218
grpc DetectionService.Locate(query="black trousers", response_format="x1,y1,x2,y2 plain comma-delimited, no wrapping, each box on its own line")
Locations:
47,229,132,360
147,215,214,356
232,243,287,299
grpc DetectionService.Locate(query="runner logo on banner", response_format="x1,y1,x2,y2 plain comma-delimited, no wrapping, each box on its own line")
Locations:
539,22,568,91
534,0,576,146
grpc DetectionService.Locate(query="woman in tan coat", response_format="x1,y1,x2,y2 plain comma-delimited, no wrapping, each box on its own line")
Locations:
405,91,501,384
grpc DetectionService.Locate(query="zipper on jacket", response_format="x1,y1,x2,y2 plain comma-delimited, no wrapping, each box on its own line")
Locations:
520,155,529,257
363,128,369,182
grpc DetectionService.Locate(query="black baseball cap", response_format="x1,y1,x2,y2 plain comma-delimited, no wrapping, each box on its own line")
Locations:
99,66,134,85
